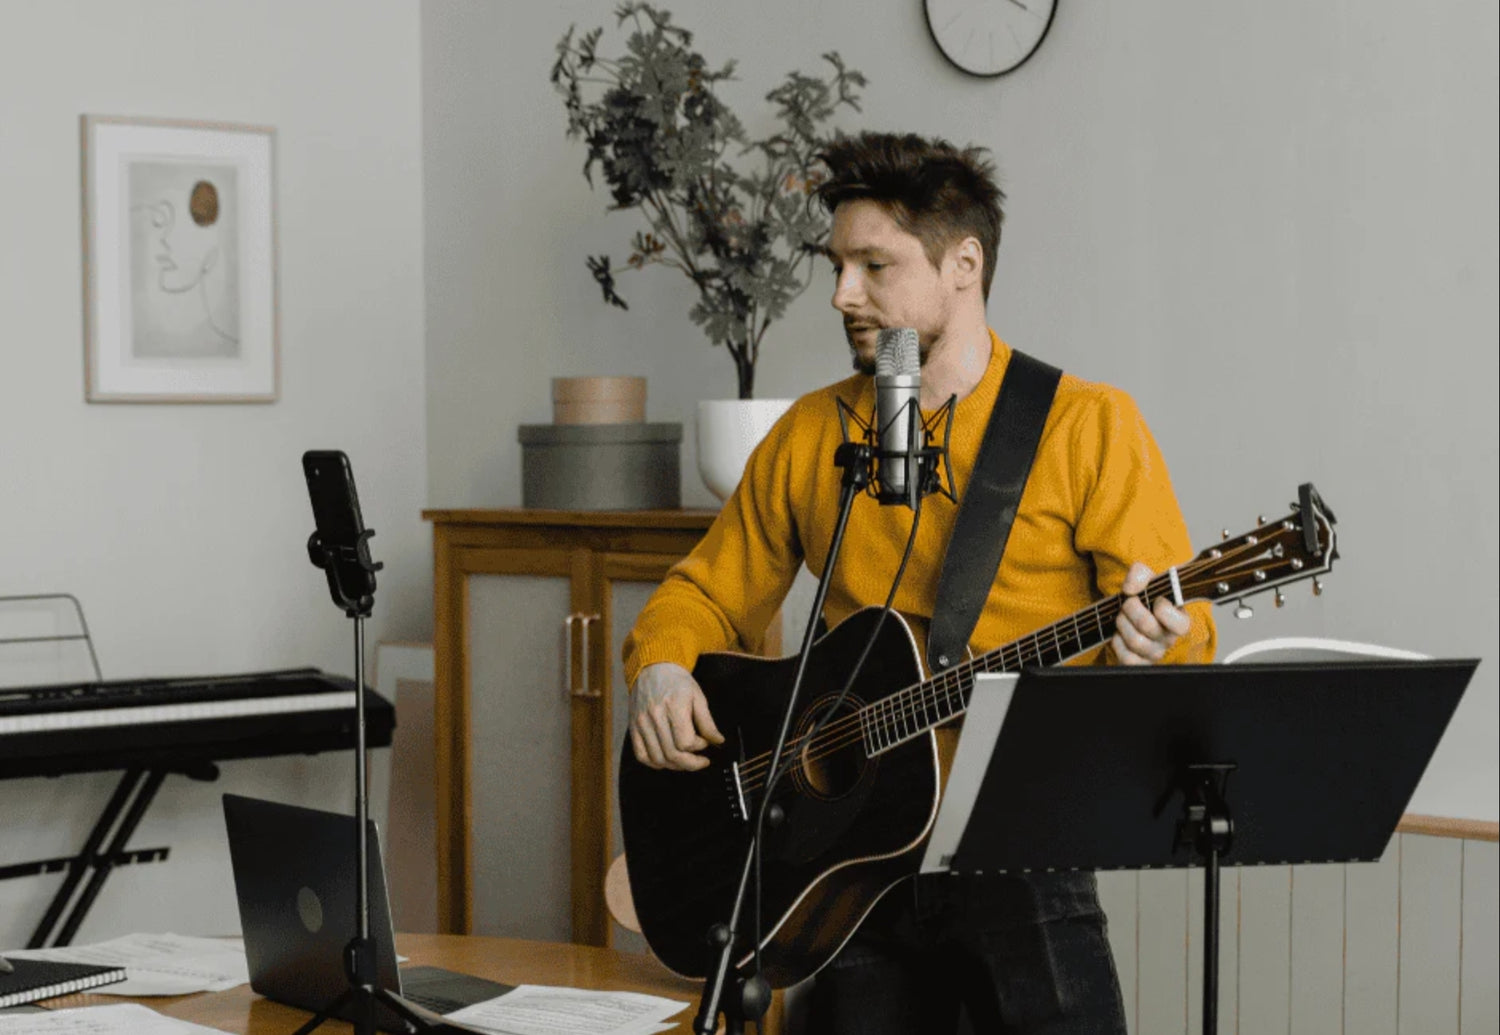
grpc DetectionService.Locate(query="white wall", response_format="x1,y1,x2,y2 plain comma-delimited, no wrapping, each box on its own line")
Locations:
0,0,428,947
423,0,1498,820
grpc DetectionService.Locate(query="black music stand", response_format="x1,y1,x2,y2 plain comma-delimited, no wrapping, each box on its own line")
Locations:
924,659,1478,1035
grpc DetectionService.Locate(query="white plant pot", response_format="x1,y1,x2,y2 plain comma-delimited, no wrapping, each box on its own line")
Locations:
695,398,795,502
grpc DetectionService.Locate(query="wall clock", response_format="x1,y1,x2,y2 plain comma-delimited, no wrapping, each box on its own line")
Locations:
923,0,1058,78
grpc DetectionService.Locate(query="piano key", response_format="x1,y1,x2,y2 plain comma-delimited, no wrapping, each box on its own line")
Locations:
0,690,354,735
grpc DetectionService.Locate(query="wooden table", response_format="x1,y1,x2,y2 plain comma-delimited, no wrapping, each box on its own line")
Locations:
41,933,782,1035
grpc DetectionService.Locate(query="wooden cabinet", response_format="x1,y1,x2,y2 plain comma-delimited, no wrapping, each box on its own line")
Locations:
424,508,723,946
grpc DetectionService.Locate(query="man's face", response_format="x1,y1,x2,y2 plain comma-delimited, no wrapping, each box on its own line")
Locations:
827,199,956,375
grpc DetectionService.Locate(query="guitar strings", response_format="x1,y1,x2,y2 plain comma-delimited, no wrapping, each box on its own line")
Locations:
735,530,1292,789
732,530,1297,793
734,541,1263,790
642,536,1284,863
634,528,1317,900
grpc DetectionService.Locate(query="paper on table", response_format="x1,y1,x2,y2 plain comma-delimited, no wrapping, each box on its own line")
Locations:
0,1003,231,1035
0,934,249,995
444,984,688,1035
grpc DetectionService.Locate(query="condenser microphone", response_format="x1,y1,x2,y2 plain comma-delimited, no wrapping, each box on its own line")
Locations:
874,327,922,506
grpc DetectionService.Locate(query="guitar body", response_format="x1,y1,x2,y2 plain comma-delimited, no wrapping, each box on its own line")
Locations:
618,608,940,987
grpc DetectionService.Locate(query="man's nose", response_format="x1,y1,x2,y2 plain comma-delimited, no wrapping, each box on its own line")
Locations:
832,269,863,313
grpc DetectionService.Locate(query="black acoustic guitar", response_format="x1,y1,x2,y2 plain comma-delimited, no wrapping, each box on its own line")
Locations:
619,489,1338,987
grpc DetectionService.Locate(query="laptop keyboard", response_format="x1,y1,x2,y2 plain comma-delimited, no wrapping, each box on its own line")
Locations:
400,991,463,1015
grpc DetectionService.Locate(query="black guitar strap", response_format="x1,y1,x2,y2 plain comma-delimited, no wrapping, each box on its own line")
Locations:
926,350,1062,674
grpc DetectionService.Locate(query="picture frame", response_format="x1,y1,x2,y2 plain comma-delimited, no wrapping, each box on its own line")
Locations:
81,115,279,403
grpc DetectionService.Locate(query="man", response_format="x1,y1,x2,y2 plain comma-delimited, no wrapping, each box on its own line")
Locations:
623,132,1216,1034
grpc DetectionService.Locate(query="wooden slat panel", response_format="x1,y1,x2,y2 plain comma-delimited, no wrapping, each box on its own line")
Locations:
1398,834,1462,1034
1345,844,1400,1035
1289,864,1345,1035
1186,868,1201,1031
1219,868,1239,1028
1398,815,1500,843
431,523,469,933
569,547,608,946
1238,866,1292,1035
1185,866,1239,1032
1136,869,1188,1035
423,507,719,530
1095,870,1138,1034
1460,840,1499,1035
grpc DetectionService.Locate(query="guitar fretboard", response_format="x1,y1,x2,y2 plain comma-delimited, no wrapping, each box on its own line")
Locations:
859,572,1179,756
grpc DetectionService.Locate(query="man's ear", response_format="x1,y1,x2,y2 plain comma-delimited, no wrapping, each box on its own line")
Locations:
949,236,984,292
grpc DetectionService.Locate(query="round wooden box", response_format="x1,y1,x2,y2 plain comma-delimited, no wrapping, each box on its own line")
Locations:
551,376,647,425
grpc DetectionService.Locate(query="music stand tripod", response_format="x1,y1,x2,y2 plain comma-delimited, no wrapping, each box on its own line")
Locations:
296,450,436,1035
926,659,1477,1035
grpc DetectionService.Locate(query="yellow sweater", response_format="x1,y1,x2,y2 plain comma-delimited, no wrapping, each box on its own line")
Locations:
623,333,1216,684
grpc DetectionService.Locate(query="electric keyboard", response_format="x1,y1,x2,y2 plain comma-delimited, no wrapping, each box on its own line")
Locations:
0,667,394,779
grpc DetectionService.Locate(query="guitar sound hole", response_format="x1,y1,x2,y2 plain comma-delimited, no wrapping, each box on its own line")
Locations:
791,693,869,801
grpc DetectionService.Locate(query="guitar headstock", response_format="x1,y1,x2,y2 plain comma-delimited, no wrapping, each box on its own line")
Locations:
1178,483,1339,612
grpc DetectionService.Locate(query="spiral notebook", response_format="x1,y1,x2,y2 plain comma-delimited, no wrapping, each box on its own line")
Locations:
0,958,127,1008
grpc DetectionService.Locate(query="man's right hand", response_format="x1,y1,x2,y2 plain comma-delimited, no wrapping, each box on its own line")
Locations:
629,662,725,771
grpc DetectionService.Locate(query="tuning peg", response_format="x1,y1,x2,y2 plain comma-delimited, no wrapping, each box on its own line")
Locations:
1274,589,1285,608
1234,599,1254,619
1313,578,1324,597
1222,529,1231,540
1258,515,1267,526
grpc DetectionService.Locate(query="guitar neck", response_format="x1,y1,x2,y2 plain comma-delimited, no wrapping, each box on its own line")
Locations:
861,569,1182,757
855,492,1339,758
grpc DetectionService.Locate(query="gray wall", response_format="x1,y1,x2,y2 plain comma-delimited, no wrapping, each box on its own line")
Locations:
0,0,427,946
422,0,1498,821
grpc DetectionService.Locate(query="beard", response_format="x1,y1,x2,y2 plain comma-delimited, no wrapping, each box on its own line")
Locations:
847,323,931,376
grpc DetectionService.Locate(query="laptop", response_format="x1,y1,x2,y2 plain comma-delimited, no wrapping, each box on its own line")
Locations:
222,793,510,1030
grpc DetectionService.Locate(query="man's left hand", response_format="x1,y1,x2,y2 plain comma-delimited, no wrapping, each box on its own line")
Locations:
1111,562,1191,665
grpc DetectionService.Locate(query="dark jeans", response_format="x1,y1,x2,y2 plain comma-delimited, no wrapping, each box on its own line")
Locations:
805,872,1126,1035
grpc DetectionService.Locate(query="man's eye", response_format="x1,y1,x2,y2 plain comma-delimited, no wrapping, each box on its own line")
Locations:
866,262,887,272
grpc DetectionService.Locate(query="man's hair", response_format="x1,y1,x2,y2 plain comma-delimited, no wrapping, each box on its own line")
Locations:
814,131,1004,300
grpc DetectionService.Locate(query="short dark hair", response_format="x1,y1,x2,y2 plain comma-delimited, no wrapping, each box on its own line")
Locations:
814,131,1004,299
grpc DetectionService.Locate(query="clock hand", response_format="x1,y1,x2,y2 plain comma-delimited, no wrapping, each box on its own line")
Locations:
1005,0,1029,9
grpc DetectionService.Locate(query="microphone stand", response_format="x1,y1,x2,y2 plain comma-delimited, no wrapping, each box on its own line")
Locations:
692,439,873,1035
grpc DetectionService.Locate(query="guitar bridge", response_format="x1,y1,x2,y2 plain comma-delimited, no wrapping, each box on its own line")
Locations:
727,761,749,823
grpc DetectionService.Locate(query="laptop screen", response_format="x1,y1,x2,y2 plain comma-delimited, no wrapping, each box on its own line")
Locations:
222,794,403,1014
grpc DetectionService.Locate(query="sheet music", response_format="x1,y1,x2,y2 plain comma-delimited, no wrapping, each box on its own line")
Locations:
444,985,687,1035
920,672,1018,873
0,1004,230,1035
1,934,248,996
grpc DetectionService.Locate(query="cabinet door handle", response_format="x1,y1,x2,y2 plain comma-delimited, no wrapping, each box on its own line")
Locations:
562,614,578,699
574,613,602,699
564,613,603,700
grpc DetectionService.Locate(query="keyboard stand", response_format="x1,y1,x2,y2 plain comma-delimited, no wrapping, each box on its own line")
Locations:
18,762,218,948
0,594,196,948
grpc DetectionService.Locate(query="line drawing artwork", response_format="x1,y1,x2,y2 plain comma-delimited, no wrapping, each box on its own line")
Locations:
128,160,241,359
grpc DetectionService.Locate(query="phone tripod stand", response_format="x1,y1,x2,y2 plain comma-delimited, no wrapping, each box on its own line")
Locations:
296,450,438,1035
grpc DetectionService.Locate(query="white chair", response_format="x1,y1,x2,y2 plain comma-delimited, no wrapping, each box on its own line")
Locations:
1221,636,1430,664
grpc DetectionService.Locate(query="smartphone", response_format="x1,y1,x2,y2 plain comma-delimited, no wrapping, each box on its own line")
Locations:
303,449,381,607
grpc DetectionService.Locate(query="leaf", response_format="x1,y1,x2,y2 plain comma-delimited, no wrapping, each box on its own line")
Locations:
587,255,630,310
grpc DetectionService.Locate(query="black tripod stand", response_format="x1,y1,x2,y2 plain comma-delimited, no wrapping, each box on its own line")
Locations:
296,450,436,1035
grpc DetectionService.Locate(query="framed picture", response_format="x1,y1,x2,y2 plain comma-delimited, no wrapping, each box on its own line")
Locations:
82,115,278,402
